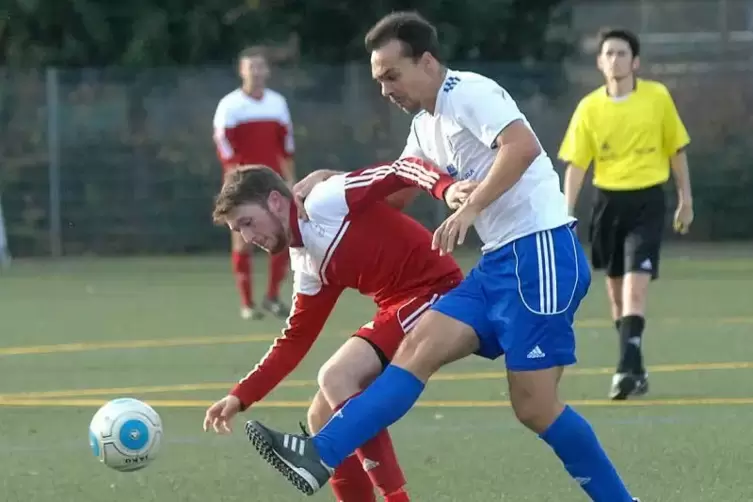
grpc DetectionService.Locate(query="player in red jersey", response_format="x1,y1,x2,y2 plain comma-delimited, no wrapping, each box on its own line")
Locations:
213,46,296,320
202,159,471,502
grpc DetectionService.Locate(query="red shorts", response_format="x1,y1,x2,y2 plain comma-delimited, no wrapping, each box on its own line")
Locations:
353,282,458,366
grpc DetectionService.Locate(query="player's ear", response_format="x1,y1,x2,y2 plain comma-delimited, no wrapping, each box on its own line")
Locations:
632,55,640,72
418,51,434,71
267,190,284,215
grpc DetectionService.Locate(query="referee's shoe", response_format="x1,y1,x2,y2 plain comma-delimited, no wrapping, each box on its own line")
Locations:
609,372,649,400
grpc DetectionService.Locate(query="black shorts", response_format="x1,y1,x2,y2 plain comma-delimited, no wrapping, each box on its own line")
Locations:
588,184,666,280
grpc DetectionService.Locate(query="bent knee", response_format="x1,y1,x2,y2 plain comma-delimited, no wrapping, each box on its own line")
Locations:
510,387,562,433
512,398,546,430
317,358,379,404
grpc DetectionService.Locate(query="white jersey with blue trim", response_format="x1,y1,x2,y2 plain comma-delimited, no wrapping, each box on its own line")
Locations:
400,69,574,253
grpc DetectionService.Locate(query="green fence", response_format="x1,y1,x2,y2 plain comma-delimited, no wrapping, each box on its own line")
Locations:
1,62,752,257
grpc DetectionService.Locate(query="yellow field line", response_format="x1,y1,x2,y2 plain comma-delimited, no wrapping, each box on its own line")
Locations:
2,361,751,400
2,316,753,357
0,378,316,399
2,397,753,409
0,334,277,356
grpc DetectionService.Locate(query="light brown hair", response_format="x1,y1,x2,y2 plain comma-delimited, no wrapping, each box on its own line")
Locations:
212,165,292,224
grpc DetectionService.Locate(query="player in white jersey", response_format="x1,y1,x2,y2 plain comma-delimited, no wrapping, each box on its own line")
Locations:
242,12,640,502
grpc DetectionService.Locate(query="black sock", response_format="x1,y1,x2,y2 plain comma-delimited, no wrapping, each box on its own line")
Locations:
617,315,645,374
615,318,626,370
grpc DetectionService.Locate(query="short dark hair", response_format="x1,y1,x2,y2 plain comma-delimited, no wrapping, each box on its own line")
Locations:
238,45,267,63
212,165,291,224
598,28,640,57
364,11,440,60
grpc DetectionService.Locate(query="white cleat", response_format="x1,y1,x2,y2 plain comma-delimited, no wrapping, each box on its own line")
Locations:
240,306,264,320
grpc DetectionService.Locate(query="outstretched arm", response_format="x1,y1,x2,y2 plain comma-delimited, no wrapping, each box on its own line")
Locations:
230,282,343,410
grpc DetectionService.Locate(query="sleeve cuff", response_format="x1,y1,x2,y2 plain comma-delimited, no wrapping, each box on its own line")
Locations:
559,157,588,170
229,384,254,411
432,175,455,201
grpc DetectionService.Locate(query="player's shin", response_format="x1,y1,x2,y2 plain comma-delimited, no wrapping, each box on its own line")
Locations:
540,405,634,502
313,365,425,468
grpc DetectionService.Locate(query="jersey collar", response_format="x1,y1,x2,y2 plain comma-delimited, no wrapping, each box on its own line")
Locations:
241,87,265,101
605,77,638,98
289,202,304,248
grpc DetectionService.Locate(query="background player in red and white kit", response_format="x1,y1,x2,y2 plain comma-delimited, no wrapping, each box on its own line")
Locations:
213,46,296,320
202,160,469,502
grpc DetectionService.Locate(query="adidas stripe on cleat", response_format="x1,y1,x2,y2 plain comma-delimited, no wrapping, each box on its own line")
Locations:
244,420,332,496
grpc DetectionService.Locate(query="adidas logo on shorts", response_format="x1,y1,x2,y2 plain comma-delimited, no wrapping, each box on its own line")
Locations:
526,346,546,359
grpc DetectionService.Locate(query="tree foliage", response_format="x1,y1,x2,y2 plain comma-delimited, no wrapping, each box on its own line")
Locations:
1,0,572,66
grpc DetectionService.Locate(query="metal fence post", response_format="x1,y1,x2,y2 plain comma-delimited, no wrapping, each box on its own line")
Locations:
46,67,62,258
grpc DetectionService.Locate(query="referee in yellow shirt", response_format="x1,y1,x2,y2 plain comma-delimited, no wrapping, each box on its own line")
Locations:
558,28,694,400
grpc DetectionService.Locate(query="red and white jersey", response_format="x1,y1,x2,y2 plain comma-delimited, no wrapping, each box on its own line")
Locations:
213,88,294,173
230,157,463,408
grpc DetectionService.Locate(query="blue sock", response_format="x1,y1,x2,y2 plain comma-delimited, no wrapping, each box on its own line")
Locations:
540,405,633,502
313,365,424,467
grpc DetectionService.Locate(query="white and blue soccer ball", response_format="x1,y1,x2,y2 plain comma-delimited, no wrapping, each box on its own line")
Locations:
88,398,163,472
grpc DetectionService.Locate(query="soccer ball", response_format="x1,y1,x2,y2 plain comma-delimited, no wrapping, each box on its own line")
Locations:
88,398,163,472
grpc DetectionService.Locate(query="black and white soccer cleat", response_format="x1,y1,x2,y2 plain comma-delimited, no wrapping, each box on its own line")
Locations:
244,420,333,496
262,297,291,320
609,372,649,400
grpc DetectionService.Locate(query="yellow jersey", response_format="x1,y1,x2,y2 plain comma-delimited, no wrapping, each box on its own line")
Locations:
558,78,690,191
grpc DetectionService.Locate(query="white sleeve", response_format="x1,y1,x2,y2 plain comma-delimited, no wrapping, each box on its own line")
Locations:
450,79,525,149
212,98,235,159
399,119,428,159
213,98,230,130
280,97,295,155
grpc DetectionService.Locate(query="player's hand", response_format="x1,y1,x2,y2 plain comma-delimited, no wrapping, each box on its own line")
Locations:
292,170,338,221
673,200,694,235
444,180,478,210
432,202,480,256
202,395,242,434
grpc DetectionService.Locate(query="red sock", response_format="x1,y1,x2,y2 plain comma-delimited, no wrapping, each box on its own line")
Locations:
334,393,408,498
384,488,410,502
356,430,407,497
329,454,376,502
231,251,252,307
267,249,289,299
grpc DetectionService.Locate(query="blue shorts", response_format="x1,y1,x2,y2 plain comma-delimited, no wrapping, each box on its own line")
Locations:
431,224,591,371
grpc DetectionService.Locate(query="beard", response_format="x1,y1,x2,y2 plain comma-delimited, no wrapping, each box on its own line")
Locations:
262,210,289,255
